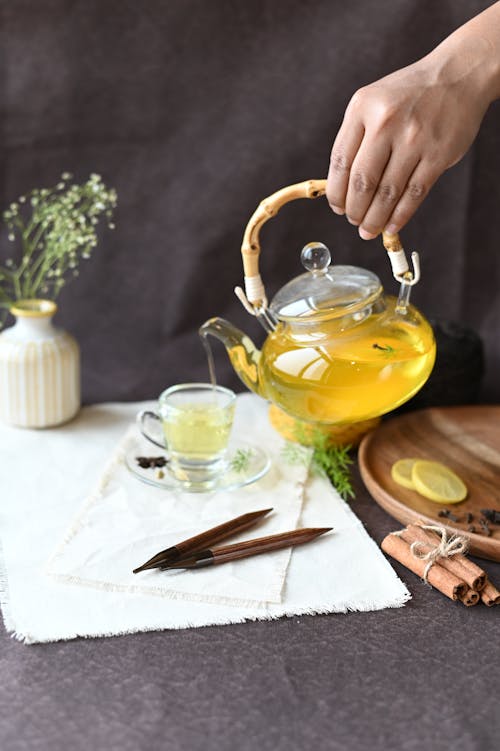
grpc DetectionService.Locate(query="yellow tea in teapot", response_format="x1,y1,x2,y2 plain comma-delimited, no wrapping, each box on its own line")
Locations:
200,199,437,428
258,297,435,424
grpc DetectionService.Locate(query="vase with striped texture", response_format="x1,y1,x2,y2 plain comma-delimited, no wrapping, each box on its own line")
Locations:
0,299,80,428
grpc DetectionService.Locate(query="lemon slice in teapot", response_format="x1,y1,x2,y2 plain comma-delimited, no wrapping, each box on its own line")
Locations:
411,460,467,503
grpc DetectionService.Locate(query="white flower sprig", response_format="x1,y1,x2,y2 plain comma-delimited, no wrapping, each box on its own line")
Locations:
0,173,117,325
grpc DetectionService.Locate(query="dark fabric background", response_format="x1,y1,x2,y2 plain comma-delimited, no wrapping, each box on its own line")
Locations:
1,0,499,404
1,4,499,751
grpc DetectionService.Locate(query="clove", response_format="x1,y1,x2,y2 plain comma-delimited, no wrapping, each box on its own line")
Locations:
481,509,500,525
136,456,168,469
438,508,460,523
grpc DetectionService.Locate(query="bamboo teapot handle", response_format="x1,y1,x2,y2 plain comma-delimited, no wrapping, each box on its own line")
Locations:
237,178,409,312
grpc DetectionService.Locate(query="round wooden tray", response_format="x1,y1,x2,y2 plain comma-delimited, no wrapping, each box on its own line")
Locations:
358,405,500,561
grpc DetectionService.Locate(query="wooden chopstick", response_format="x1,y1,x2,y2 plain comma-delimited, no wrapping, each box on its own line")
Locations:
133,508,273,573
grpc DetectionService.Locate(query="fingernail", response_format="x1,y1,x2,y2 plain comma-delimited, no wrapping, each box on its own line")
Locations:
358,227,377,240
347,217,359,226
385,223,399,235
330,205,345,216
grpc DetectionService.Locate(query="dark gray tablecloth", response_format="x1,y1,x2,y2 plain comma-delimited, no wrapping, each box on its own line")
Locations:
0,466,498,751
1,2,499,749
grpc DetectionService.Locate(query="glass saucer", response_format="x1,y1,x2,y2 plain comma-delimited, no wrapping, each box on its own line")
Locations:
125,438,271,493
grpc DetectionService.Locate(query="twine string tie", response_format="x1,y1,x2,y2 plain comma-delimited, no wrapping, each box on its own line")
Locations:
393,524,469,583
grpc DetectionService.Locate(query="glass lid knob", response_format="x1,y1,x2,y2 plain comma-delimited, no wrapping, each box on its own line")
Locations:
301,242,331,274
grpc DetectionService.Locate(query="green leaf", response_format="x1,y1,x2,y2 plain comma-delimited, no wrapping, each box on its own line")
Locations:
372,343,396,359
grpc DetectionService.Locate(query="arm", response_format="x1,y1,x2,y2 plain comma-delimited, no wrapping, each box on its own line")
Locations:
326,2,500,239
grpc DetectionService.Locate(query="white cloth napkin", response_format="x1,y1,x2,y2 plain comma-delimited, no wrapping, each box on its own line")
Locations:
0,395,410,644
46,398,311,607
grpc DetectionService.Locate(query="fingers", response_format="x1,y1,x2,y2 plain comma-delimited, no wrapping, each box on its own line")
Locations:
383,161,437,235
327,84,440,238
356,150,421,239
328,132,438,239
343,135,392,229
326,118,364,215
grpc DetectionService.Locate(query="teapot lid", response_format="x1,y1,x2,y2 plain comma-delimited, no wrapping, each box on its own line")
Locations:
269,242,382,322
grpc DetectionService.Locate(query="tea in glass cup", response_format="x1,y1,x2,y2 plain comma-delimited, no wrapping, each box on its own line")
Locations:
138,383,236,490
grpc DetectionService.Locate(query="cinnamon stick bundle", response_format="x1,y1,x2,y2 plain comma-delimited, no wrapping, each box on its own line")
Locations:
381,533,467,601
382,523,500,607
401,525,486,591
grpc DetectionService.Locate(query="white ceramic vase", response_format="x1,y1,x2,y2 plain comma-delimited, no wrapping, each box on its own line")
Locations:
0,299,80,428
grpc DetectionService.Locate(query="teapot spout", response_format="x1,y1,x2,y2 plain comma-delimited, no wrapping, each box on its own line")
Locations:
199,317,265,398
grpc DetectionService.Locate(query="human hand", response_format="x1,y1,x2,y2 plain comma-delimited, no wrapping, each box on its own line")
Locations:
326,40,496,239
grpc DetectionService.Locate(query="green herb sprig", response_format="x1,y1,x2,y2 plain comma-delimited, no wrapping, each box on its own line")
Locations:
280,441,311,467
281,426,355,500
230,448,254,473
0,173,117,326
309,433,355,500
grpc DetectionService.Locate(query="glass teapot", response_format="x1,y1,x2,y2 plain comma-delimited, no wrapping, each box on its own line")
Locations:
200,179,436,426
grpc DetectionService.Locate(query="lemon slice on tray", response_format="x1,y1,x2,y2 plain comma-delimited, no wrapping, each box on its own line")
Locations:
391,458,419,490
411,460,467,503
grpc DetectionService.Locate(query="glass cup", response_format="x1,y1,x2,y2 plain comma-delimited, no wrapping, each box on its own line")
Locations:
138,383,236,490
